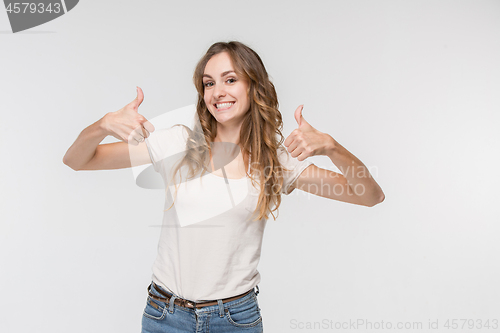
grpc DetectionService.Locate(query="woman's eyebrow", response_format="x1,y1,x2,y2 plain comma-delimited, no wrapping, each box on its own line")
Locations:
202,70,235,79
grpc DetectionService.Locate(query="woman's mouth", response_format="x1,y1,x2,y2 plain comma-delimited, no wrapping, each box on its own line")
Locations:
214,102,235,111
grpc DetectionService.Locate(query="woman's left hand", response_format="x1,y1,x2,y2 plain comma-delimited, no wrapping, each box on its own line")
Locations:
284,105,336,161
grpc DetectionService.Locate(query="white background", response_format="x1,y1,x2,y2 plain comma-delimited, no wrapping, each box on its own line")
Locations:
1,0,499,332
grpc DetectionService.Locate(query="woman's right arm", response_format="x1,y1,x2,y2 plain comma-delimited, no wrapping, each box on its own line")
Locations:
62,87,155,171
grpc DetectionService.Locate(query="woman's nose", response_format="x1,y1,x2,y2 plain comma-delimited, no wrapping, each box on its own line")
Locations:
213,83,226,98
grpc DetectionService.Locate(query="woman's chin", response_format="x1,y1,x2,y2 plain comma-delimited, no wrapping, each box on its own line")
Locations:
214,114,231,122
215,116,242,127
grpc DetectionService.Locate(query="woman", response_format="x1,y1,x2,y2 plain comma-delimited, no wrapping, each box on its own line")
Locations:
63,41,385,333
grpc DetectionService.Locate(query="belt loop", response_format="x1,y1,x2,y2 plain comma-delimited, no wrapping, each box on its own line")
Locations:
217,299,224,317
169,295,177,314
254,285,260,296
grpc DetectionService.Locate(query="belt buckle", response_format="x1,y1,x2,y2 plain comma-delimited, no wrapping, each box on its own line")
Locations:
178,298,191,309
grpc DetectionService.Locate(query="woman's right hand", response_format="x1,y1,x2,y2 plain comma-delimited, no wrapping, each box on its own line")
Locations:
101,86,155,145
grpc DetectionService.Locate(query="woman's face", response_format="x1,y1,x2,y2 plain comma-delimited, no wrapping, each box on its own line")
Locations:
202,52,250,128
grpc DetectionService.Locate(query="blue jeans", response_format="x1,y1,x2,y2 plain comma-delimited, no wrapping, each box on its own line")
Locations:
141,282,263,333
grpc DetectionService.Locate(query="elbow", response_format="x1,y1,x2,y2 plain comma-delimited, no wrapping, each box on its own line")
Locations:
62,156,81,171
366,192,385,207
377,192,385,205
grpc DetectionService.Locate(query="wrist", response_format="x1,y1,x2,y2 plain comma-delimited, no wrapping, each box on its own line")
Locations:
97,113,111,136
323,134,337,156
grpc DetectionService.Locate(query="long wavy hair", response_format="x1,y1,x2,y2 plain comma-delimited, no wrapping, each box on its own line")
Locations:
165,41,290,221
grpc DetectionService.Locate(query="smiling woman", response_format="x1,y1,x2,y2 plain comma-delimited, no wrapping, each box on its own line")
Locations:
63,40,384,333
202,54,251,128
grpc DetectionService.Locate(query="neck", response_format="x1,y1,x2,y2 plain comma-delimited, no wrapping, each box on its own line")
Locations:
214,122,243,146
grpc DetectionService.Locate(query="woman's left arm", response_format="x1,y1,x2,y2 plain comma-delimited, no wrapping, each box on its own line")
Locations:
284,105,385,207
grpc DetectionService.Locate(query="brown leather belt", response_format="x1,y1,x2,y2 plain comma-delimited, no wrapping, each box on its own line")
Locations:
147,282,253,310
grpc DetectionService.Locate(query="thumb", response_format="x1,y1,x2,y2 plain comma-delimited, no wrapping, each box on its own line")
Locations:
130,86,144,110
294,104,304,127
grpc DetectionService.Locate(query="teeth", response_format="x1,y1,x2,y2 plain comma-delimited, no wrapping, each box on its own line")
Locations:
216,102,234,109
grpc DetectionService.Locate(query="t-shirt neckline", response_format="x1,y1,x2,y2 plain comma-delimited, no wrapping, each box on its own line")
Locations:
207,172,248,181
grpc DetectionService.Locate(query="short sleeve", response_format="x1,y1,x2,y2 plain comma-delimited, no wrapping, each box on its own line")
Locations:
278,147,314,195
145,125,189,173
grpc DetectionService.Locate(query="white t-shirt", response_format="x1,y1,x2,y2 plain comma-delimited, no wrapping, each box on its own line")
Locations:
145,125,314,301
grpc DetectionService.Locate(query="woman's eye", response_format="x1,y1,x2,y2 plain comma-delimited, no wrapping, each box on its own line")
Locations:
227,78,236,84
204,82,213,88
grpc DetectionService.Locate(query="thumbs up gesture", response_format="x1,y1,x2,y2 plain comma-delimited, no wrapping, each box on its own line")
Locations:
101,86,155,145
284,105,336,161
